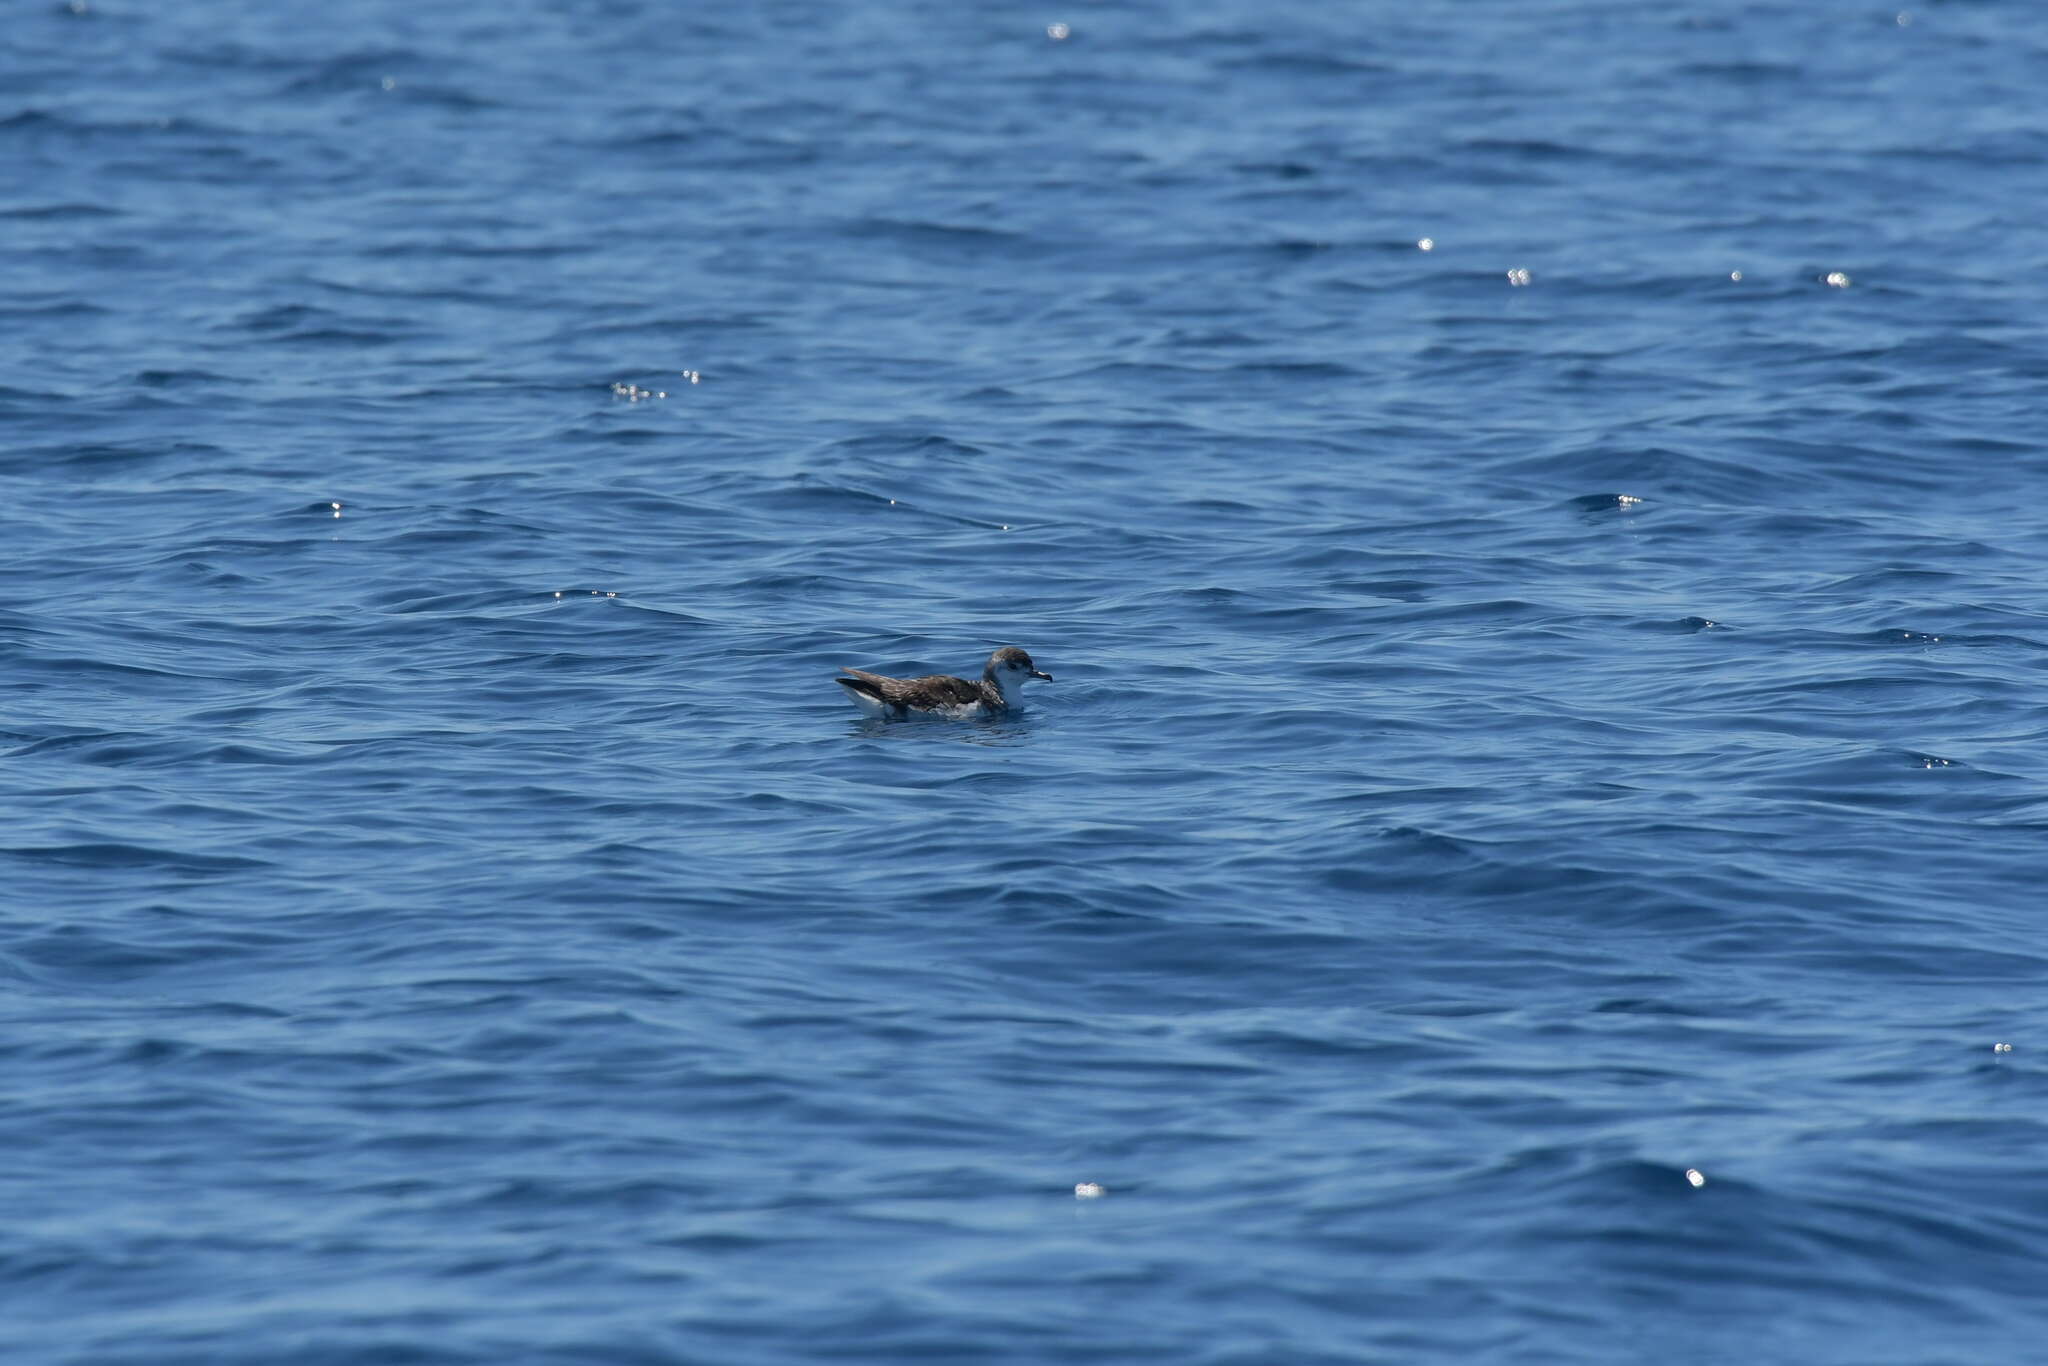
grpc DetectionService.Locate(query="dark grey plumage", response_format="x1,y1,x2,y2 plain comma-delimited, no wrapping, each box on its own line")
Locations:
835,646,1052,718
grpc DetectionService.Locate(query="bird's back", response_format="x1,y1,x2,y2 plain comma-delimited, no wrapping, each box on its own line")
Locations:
835,667,992,717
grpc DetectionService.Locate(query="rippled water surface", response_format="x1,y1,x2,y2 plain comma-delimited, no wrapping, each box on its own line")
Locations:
9,2,2048,1361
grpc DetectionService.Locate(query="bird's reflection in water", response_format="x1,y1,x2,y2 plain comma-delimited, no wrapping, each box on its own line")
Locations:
848,714,1034,746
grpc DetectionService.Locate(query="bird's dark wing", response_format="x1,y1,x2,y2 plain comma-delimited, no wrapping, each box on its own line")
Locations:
835,668,983,710
891,673,985,707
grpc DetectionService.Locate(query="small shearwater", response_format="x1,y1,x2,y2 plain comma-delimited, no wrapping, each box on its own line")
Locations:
835,646,1053,719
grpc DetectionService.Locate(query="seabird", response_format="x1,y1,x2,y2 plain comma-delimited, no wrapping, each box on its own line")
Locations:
835,646,1053,719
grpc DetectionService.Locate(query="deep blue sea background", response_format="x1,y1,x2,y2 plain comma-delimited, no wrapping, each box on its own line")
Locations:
8,1,2048,1361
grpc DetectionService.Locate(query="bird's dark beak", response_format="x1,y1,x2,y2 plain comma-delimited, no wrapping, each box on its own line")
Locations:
1033,669,1054,682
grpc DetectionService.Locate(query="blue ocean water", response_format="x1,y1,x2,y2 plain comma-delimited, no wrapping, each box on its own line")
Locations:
7,0,2048,1360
